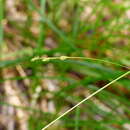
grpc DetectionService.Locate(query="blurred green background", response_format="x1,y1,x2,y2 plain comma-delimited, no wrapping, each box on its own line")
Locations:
0,0,130,130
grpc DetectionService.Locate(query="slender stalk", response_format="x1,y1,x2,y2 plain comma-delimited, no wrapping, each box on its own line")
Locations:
41,69,130,130
31,56,130,70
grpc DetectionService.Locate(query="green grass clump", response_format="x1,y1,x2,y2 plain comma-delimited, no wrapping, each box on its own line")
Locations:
1,0,130,130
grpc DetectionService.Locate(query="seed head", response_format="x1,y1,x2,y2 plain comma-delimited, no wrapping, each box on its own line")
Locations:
60,56,68,60
42,57,50,62
31,56,40,62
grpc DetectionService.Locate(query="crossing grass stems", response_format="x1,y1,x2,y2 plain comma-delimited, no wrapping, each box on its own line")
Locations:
31,56,130,130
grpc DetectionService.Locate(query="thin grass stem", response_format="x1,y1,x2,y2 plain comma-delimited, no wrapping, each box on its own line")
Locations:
31,56,130,70
41,70,130,130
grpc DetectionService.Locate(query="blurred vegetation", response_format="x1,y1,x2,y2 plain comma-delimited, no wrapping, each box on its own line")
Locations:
0,0,130,130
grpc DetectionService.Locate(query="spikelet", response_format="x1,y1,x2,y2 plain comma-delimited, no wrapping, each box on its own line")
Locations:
59,56,68,60
42,57,50,62
31,56,40,62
